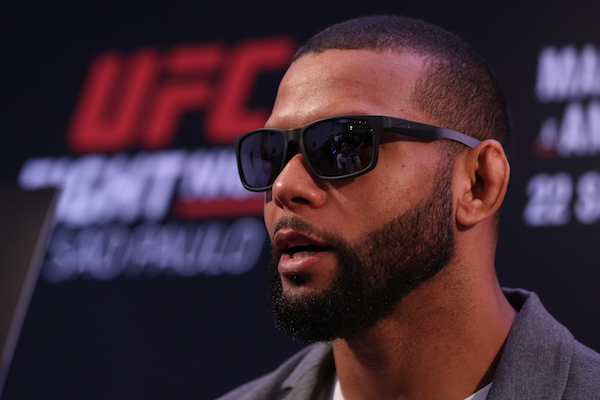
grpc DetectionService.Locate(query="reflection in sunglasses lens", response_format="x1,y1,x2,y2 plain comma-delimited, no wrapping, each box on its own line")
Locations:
306,119,374,177
240,131,284,188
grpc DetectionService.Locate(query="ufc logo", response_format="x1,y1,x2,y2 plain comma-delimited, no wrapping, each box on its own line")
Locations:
68,37,295,153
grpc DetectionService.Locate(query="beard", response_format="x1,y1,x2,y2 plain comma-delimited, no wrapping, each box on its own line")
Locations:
269,163,456,343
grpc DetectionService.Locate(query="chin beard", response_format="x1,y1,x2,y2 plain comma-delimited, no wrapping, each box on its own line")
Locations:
269,164,455,343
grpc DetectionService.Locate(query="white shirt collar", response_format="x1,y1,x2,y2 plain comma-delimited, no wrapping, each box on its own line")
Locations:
328,373,493,400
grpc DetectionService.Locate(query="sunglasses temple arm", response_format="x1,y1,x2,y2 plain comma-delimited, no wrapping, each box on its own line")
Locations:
385,117,481,148
435,128,481,148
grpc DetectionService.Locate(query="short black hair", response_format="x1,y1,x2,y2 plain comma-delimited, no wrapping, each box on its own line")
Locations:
294,15,513,162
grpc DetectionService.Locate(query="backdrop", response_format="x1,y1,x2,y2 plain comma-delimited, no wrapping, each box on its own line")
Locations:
2,1,600,398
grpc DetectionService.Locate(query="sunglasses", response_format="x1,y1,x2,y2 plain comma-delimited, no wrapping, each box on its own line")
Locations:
234,115,480,192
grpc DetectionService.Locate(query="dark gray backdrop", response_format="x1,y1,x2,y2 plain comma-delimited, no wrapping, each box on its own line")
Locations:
2,1,599,399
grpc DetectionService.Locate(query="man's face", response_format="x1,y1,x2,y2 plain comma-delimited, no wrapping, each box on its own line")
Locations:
263,50,457,341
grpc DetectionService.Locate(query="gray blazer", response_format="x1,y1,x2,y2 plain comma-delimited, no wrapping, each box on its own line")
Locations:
217,289,600,399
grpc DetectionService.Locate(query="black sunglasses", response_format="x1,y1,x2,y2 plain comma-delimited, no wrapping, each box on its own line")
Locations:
234,115,480,192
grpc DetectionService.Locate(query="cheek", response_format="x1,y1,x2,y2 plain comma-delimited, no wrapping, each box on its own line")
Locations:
349,159,436,226
263,195,277,239
330,178,408,235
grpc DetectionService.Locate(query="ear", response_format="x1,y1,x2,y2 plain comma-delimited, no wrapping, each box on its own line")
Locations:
454,139,510,227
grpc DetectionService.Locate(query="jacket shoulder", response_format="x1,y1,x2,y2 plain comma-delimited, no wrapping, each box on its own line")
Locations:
563,341,600,399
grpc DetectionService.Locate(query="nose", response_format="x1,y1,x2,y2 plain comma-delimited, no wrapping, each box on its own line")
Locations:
271,152,326,211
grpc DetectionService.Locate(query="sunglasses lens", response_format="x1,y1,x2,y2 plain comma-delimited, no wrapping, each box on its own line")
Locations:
305,118,375,177
239,131,284,189
238,118,377,190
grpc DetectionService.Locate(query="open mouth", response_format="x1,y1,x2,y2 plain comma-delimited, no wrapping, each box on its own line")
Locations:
283,245,326,259
276,238,333,286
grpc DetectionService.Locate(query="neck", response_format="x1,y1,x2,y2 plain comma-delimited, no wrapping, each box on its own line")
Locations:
331,263,516,400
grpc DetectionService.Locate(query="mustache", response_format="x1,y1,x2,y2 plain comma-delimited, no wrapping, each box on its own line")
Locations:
272,216,317,237
271,215,347,254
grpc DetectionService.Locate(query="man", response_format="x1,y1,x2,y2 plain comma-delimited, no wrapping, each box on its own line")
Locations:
221,15,600,400
336,141,362,175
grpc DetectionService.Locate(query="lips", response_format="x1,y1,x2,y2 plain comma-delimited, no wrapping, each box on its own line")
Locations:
274,230,329,256
274,230,331,277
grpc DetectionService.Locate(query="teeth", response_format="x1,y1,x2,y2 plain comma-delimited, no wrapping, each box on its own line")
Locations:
292,251,318,259
287,241,309,248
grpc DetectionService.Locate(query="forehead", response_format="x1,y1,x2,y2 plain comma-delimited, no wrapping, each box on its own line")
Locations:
267,49,429,129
